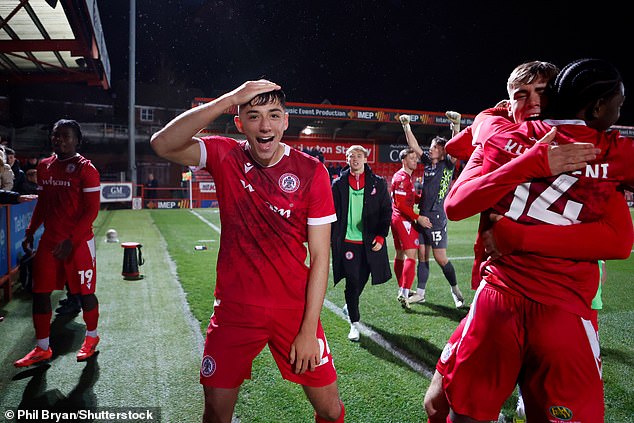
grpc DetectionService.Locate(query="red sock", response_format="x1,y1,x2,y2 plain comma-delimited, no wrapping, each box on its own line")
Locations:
403,258,416,290
82,305,99,332
33,312,52,340
394,258,404,288
315,400,345,423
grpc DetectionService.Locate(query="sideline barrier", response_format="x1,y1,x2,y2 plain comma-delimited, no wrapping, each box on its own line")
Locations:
0,201,43,302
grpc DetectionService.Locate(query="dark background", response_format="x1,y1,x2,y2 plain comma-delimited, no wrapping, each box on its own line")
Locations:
98,0,634,125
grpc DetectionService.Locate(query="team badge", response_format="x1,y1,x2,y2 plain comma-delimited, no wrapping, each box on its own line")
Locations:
440,341,455,364
200,355,216,377
66,163,76,173
548,405,573,420
278,173,300,193
345,251,354,260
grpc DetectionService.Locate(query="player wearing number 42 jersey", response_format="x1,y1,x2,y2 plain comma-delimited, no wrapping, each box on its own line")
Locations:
15,119,101,368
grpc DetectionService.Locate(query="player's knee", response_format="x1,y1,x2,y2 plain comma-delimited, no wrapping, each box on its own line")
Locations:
315,399,344,422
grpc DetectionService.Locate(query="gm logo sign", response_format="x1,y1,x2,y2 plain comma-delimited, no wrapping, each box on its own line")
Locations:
100,183,133,203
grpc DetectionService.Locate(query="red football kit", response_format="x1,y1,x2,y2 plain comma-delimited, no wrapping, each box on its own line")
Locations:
390,168,420,251
443,119,634,422
196,137,338,388
26,153,101,295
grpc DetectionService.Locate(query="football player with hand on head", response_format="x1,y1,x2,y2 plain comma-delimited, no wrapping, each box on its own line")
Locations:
151,80,345,423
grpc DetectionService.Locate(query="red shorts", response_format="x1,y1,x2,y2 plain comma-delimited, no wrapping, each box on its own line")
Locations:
32,237,97,295
444,282,603,422
436,317,466,376
200,300,338,389
391,216,419,251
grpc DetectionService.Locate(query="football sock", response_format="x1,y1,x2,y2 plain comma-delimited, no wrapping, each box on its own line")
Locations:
36,337,50,351
417,261,430,290
33,312,52,340
403,258,416,290
394,258,404,287
442,261,457,287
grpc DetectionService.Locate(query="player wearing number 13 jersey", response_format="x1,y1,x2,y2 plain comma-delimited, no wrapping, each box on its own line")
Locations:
443,59,634,422
15,119,101,368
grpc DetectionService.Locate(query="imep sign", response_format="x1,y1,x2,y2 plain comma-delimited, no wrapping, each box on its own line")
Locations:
100,183,133,203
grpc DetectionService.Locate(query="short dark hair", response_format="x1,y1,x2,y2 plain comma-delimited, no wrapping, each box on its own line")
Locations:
238,90,286,113
53,119,83,145
430,136,447,147
4,147,15,156
399,147,416,161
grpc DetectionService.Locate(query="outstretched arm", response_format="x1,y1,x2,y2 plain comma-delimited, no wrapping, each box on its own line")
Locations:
151,79,281,166
445,128,600,221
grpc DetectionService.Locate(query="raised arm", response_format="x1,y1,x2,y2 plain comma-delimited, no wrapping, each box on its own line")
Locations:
150,80,281,166
398,115,424,158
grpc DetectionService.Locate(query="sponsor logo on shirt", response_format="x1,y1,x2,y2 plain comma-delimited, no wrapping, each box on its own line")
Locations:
41,177,71,187
278,173,300,193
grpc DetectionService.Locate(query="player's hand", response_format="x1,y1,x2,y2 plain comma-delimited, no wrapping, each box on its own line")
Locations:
371,239,383,252
399,114,410,125
22,234,34,254
445,111,461,125
494,99,511,109
52,239,73,260
226,79,281,107
417,215,432,229
289,330,321,374
539,127,600,175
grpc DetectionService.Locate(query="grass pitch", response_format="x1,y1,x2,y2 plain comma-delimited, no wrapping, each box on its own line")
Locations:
151,208,633,423
1,208,631,422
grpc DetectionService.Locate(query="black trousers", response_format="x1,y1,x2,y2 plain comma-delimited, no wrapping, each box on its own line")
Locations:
342,242,371,323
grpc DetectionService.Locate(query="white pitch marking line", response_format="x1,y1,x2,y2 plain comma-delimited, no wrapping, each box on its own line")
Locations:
189,209,435,379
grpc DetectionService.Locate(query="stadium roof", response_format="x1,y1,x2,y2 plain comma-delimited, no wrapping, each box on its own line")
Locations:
0,0,110,89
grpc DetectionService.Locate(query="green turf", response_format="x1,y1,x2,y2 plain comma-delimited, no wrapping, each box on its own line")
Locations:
0,210,203,422
1,208,631,422
150,208,634,422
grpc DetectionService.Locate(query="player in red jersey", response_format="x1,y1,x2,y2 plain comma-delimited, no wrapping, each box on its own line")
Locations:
14,119,101,367
443,59,634,422
423,61,559,422
390,148,431,309
151,80,344,423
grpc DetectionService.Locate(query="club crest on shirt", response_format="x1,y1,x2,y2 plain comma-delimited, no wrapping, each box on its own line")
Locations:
279,173,300,193
66,163,76,173
200,355,216,377
345,251,354,260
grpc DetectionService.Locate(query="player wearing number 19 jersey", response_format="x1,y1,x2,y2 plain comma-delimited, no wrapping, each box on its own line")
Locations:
15,119,101,368
443,59,634,422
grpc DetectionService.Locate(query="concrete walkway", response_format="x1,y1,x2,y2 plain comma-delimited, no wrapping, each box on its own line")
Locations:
0,210,204,422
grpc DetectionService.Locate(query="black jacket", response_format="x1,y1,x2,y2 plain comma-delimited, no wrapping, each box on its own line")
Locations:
331,164,392,285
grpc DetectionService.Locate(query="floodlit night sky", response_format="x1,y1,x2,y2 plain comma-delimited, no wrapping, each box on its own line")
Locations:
98,0,634,125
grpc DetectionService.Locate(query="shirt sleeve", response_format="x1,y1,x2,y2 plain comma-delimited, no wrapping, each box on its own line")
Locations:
444,141,551,221
69,163,101,245
307,163,337,225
